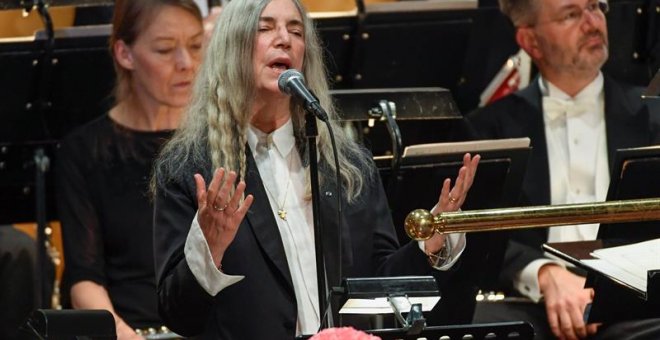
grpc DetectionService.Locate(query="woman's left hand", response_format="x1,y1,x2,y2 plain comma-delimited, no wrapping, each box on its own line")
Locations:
432,152,480,214
425,153,480,253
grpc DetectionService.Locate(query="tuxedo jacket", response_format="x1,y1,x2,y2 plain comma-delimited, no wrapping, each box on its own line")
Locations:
153,147,448,339
465,74,660,292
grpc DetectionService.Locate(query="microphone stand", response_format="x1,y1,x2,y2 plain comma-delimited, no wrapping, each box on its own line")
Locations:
304,111,332,329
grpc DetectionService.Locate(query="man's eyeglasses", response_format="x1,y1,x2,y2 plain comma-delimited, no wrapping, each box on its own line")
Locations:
530,0,609,27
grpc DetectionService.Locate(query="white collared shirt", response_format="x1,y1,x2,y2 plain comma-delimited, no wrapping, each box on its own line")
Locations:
514,73,609,301
247,120,320,335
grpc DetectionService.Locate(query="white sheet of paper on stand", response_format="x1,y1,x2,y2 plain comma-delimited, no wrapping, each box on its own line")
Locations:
582,238,660,293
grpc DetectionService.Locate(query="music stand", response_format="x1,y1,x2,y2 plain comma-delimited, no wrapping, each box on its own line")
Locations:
0,18,114,310
375,138,530,324
0,0,112,10
369,321,534,340
18,309,115,339
297,321,534,340
338,276,440,333
543,239,660,324
543,145,660,324
297,274,534,339
331,87,461,206
598,145,660,243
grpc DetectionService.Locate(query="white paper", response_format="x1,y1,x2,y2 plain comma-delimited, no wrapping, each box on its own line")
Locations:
339,296,440,315
583,238,660,293
402,138,530,157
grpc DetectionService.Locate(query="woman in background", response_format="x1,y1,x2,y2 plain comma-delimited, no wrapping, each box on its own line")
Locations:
56,0,203,338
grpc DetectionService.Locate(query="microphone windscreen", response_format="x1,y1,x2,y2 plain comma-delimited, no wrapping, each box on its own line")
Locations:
277,69,304,95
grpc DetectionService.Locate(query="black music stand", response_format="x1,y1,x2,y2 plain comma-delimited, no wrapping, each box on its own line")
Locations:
543,240,660,324
18,309,115,340
0,0,112,9
375,138,530,324
336,276,535,339
543,145,660,324
337,276,440,333
297,274,534,339
331,87,462,206
369,321,534,340
298,321,534,340
594,145,660,322
598,145,660,243
0,17,115,310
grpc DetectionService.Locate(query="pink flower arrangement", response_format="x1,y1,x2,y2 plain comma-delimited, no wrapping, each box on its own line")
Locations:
310,327,381,340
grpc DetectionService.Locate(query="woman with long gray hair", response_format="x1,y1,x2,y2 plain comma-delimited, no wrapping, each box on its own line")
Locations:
152,0,479,338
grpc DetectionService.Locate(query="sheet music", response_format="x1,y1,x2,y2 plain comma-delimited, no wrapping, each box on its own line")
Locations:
402,137,530,157
582,238,660,293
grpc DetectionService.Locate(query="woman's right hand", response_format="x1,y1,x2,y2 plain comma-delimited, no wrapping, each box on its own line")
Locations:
194,168,254,268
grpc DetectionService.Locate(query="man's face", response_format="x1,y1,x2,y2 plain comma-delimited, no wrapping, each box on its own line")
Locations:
526,0,609,76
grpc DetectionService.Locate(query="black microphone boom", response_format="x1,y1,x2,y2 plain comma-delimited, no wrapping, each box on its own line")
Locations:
277,69,329,121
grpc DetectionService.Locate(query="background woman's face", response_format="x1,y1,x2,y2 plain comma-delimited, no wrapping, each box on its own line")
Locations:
127,5,204,109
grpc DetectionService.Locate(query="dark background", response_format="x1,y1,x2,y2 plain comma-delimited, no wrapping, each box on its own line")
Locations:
0,0,657,242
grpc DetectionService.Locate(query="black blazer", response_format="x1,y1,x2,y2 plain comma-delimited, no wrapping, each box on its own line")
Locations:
153,148,446,339
465,74,660,292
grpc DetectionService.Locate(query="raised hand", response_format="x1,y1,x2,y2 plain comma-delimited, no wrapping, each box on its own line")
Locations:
425,153,480,253
194,168,254,268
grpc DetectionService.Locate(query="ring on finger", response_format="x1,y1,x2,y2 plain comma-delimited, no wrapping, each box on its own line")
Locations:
213,203,228,212
448,195,458,204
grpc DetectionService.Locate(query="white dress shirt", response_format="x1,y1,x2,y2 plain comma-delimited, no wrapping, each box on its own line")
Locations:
514,73,609,301
183,118,466,335
248,120,320,335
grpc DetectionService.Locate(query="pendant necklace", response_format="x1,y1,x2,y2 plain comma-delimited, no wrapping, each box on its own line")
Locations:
265,177,291,220
276,179,291,220
264,154,294,221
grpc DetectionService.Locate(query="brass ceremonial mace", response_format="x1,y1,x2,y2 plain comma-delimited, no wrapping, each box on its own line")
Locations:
404,198,660,240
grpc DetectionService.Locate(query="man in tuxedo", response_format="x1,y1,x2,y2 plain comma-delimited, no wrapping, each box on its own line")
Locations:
466,0,660,339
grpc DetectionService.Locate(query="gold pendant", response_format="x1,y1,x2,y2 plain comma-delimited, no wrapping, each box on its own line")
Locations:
278,209,287,221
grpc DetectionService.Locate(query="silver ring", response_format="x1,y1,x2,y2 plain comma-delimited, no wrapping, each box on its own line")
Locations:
213,203,228,212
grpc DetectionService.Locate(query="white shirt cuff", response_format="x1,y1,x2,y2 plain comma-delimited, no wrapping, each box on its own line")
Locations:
417,232,466,271
514,258,565,302
184,212,244,296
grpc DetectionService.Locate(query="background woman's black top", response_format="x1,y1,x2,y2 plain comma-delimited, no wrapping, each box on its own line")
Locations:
56,114,173,329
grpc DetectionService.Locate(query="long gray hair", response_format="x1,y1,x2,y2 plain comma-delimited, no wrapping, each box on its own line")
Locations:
154,0,374,203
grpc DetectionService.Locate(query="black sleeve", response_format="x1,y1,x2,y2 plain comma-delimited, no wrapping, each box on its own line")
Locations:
153,172,216,337
56,135,107,291
360,166,443,280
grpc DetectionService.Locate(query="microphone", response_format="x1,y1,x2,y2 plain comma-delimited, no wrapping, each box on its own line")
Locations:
278,69,328,121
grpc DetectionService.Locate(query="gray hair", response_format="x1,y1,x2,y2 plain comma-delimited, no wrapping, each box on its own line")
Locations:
498,0,540,27
154,0,374,203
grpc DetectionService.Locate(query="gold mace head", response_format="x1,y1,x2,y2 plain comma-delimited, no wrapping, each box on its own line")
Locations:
404,209,436,240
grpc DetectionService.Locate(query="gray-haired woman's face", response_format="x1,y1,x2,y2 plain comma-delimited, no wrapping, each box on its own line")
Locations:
251,0,305,97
